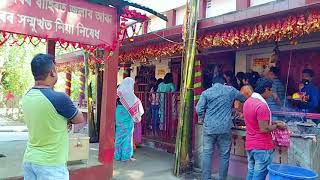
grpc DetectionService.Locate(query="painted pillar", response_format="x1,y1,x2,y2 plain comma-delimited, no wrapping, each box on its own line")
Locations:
193,59,203,119
79,67,85,107
47,39,55,56
236,0,250,10
192,58,203,152
199,0,207,19
142,21,148,34
98,14,119,166
166,9,176,27
65,70,72,96
193,59,202,101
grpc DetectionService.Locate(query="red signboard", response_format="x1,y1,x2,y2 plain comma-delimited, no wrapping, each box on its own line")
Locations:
0,0,117,46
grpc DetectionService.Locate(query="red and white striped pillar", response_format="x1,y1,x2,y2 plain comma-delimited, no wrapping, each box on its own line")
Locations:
65,70,72,96
193,59,203,105
78,67,86,107
192,59,203,150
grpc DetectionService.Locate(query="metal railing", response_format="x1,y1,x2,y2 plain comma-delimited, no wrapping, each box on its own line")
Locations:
136,92,180,143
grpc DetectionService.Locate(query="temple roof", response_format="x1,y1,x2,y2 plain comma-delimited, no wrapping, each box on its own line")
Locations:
88,0,167,21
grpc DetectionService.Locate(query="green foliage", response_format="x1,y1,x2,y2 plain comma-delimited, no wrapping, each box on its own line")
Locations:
0,42,46,98
0,42,97,105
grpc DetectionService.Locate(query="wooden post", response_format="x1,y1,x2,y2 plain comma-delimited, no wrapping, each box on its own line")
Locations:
84,51,90,135
95,63,104,140
84,52,98,142
174,0,199,175
98,14,119,165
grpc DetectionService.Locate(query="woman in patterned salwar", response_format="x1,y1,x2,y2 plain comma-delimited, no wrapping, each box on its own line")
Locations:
114,77,144,161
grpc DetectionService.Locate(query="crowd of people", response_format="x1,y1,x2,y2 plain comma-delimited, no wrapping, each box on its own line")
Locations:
225,67,320,114
196,66,320,180
21,53,320,179
114,66,320,177
196,73,287,180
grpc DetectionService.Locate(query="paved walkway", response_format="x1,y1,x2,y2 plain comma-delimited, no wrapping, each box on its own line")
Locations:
0,140,181,180
113,147,179,180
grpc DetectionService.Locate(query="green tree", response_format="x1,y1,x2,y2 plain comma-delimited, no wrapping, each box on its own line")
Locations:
0,42,46,100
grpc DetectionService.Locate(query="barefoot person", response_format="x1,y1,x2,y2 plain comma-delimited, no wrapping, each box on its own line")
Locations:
115,77,144,161
22,54,84,180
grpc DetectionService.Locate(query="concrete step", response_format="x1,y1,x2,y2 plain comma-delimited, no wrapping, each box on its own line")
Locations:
142,137,175,153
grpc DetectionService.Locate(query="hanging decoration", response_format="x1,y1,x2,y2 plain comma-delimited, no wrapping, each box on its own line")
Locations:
119,11,320,63
119,8,149,45
56,50,107,73
56,58,95,73
122,8,149,22
120,43,183,63
0,7,148,65
0,30,116,54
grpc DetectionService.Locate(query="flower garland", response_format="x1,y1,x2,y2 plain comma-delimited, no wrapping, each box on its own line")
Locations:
0,30,116,63
0,8,148,66
56,58,96,73
120,42,183,63
119,8,149,44
119,11,320,63
122,8,149,22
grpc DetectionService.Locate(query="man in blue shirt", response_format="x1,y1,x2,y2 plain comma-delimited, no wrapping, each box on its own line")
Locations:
301,69,320,113
196,76,246,180
266,66,285,111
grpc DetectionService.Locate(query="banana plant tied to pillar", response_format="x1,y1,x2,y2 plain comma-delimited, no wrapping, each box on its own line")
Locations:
174,0,199,176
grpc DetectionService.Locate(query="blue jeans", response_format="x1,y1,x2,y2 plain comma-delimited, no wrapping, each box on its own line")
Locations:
246,150,274,180
151,105,160,134
202,133,232,180
23,162,69,180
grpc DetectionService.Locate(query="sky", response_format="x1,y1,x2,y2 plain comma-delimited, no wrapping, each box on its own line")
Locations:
130,0,186,13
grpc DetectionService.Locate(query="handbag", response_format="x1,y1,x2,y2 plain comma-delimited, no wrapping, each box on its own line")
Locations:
271,128,291,147
251,92,291,147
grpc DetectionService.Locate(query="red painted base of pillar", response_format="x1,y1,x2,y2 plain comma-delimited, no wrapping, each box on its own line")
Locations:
98,147,115,164
7,165,113,180
70,165,113,180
